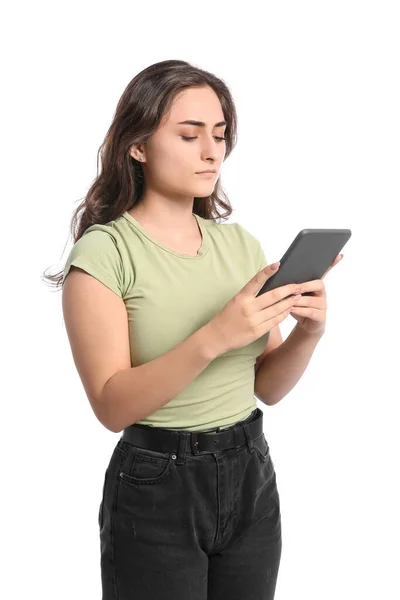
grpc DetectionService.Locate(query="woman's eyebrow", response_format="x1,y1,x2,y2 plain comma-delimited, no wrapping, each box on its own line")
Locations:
177,120,227,128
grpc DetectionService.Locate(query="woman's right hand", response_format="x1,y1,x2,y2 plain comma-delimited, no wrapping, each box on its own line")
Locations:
207,262,303,354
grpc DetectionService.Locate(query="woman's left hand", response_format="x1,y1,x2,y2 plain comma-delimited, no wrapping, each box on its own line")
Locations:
289,253,344,335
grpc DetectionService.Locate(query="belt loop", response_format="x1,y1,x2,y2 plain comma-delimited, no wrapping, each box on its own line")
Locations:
175,432,188,465
242,422,254,451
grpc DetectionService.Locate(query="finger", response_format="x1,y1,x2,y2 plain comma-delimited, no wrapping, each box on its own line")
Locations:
249,263,297,300
322,254,343,279
299,280,325,295
291,295,326,309
289,305,326,320
260,294,302,328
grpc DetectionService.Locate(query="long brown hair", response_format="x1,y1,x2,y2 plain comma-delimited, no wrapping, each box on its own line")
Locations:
42,59,238,290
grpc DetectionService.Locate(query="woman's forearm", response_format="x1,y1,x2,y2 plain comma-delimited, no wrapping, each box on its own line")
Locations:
254,324,325,406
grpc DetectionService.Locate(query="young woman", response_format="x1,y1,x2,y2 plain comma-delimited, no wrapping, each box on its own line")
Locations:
45,59,335,600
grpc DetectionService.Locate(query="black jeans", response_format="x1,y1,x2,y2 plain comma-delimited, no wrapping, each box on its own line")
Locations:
98,407,282,599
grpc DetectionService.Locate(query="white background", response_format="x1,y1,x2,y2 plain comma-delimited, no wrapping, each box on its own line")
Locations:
2,1,399,598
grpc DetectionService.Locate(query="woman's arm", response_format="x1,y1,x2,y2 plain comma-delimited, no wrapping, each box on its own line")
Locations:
254,324,325,406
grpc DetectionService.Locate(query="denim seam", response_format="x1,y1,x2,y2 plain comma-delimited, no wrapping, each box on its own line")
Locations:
112,449,128,600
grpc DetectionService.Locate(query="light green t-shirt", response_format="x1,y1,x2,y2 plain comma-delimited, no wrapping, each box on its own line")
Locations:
62,211,270,431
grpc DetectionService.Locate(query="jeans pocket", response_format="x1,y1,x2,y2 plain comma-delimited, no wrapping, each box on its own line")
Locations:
119,443,174,486
252,433,270,462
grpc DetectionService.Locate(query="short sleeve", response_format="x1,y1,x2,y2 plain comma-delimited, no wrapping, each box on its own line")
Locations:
62,228,125,298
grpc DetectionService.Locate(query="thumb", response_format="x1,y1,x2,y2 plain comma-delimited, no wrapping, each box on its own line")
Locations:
243,261,280,295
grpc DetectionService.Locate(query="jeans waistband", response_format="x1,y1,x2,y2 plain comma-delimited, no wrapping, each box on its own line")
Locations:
121,407,263,456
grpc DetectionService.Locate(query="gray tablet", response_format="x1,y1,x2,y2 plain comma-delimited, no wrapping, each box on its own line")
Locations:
255,228,352,299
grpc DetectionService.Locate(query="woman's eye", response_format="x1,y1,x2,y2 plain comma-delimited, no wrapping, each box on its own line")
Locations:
181,136,226,142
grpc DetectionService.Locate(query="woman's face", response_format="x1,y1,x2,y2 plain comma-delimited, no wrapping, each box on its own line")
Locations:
131,85,226,200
